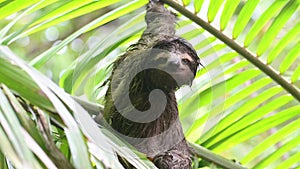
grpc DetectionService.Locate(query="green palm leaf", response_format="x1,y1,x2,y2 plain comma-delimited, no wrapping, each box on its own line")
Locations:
0,0,299,168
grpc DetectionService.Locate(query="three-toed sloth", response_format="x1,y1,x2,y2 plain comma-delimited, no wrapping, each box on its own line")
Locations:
103,1,201,168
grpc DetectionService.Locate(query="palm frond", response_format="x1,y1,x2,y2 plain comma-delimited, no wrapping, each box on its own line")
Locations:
0,0,300,168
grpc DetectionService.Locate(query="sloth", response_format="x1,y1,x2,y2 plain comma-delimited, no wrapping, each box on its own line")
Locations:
103,1,201,168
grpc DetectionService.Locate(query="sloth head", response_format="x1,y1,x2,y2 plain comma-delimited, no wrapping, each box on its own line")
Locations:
142,37,201,91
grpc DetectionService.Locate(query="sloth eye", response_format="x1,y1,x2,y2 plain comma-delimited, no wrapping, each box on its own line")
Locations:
182,58,190,64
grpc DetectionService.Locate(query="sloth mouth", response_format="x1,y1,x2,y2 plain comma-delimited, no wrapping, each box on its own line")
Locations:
147,68,195,89
129,68,195,93
170,69,194,87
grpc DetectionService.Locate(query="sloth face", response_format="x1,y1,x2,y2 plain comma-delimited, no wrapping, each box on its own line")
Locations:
148,51,198,89
145,38,200,90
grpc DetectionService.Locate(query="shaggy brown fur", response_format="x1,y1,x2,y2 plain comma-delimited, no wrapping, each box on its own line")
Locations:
103,1,200,168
